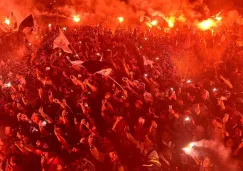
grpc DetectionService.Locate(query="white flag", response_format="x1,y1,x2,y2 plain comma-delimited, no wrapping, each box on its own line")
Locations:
143,56,154,68
95,68,112,76
53,28,72,54
70,60,84,67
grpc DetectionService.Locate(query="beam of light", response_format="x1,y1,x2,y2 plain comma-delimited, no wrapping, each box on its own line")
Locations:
73,15,80,23
164,16,175,28
197,18,216,31
4,18,10,25
118,16,124,23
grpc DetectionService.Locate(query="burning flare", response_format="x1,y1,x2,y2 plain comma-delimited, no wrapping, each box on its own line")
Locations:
164,16,175,28
151,20,158,26
197,18,216,31
183,142,196,154
118,16,124,23
73,15,80,23
4,18,10,25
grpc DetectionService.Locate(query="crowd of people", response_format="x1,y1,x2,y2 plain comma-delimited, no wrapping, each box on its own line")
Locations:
0,24,243,171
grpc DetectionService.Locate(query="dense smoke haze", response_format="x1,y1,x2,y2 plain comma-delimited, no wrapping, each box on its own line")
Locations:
0,0,242,27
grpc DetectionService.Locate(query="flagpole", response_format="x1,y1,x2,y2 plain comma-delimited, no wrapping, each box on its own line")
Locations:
94,72,125,91
69,44,80,59
107,76,125,92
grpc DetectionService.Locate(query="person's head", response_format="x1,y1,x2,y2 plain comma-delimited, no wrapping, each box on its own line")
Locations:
225,137,235,149
234,127,242,138
203,156,213,168
36,140,42,148
138,116,145,125
5,126,12,136
161,131,170,142
31,112,40,124
109,150,120,163
135,100,143,109
22,134,29,144
201,90,209,100
104,92,111,99
42,143,52,159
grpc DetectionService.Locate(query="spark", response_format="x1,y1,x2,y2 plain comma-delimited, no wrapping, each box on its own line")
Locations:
73,15,80,23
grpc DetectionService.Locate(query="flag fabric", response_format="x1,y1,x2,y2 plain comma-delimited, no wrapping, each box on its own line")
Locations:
53,28,72,54
82,60,113,74
18,14,34,32
95,68,112,76
143,56,154,68
70,60,84,67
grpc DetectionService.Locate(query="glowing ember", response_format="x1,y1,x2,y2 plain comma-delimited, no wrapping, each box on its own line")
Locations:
118,17,124,23
197,19,216,31
73,15,80,23
164,17,175,28
4,18,10,25
151,20,158,26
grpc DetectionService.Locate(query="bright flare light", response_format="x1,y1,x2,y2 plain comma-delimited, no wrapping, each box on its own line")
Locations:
4,18,10,25
183,142,196,154
164,17,175,28
198,18,216,31
118,17,124,23
185,117,190,121
151,20,158,26
73,15,80,23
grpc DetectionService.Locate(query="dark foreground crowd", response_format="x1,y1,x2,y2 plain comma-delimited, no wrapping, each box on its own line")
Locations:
0,25,243,171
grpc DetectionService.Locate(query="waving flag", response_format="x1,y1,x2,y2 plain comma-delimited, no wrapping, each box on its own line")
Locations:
143,56,154,68
95,68,112,76
18,14,34,32
53,28,72,54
